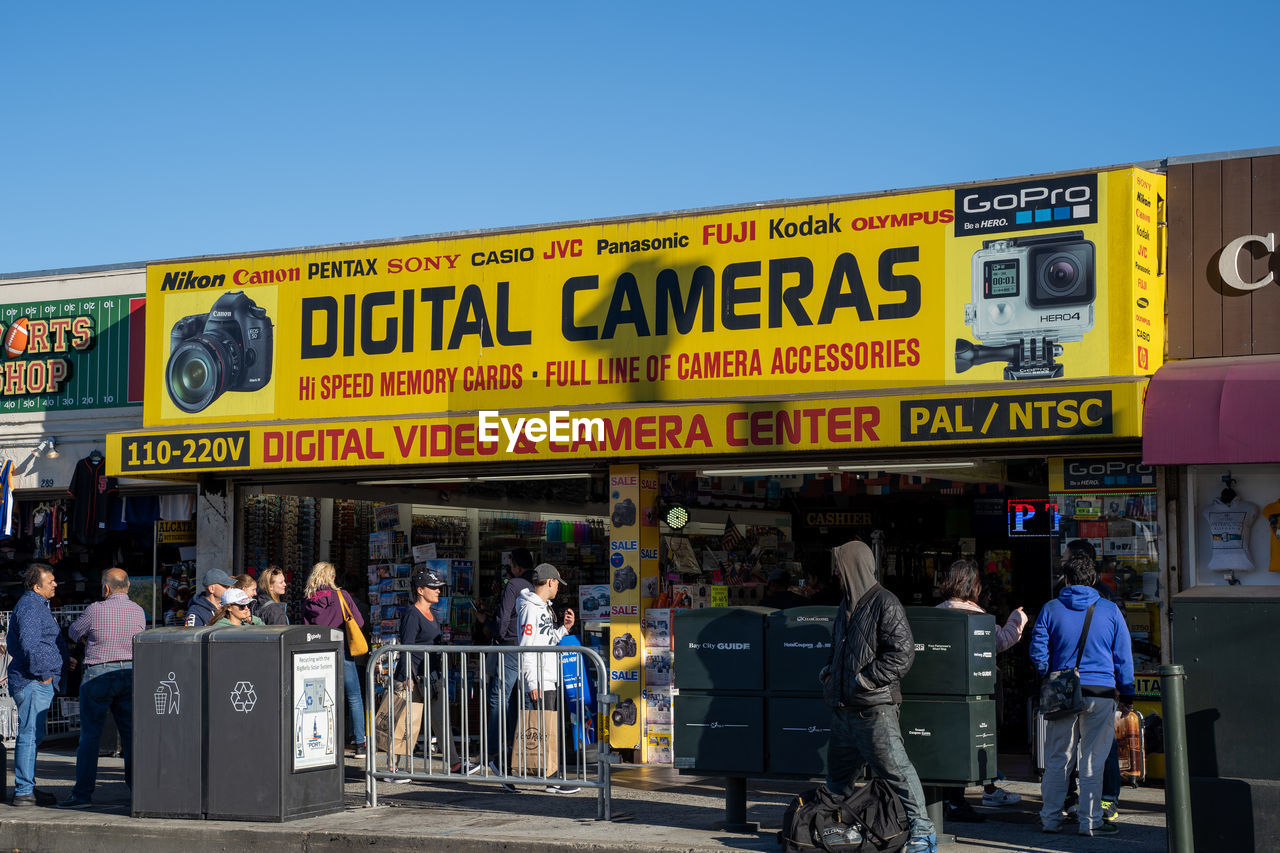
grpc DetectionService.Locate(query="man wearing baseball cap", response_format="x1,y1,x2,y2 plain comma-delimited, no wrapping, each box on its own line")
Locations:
516,563,577,793
186,569,235,627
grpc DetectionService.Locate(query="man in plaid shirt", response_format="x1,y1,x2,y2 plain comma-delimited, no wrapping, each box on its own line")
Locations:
59,568,146,810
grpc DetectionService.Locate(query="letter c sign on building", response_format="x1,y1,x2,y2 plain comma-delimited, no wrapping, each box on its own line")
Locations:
1219,233,1276,291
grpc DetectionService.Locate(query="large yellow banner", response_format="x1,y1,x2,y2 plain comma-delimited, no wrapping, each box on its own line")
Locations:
141,169,1164,428
110,380,1146,478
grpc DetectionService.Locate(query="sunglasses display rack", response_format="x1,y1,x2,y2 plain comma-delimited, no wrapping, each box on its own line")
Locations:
242,493,324,623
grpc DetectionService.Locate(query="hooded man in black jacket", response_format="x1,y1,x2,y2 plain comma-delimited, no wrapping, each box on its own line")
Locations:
821,540,936,853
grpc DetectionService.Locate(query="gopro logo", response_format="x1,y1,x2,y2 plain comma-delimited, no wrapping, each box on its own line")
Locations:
955,175,1098,237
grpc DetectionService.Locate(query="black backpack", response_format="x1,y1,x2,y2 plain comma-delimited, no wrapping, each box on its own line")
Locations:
780,780,909,853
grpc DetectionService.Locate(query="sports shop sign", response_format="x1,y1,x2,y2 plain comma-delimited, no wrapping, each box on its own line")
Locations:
0,295,145,412
139,168,1163,431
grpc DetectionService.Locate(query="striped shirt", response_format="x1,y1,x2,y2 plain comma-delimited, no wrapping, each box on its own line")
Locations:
70,592,146,666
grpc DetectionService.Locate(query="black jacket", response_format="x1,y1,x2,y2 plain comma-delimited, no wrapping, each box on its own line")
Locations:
253,593,289,625
822,584,915,709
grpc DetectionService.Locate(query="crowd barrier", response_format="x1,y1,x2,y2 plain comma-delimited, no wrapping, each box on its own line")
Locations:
365,643,613,819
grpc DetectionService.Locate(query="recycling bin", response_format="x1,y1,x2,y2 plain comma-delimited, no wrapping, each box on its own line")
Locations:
132,626,220,818
899,607,997,697
764,606,837,693
766,695,830,776
899,695,997,784
674,607,772,692
205,625,346,821
673,693,763,774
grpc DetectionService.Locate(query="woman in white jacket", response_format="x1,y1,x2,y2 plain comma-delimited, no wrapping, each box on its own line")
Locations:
515,563,577,793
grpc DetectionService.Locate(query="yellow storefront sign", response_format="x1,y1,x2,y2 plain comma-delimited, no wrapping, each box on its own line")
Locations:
140,169,1164,428
109,380,1146,477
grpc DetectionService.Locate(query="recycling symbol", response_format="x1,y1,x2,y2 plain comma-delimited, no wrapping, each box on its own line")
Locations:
230,681,258,713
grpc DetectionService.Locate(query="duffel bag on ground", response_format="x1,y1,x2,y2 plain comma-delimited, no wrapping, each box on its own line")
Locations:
779,779,909,853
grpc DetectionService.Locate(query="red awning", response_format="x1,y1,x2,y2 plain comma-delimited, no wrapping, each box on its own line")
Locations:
1143,355,1280,464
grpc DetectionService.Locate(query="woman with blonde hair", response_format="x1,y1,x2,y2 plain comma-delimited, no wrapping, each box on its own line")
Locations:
254,566,289,625
302,561,367,757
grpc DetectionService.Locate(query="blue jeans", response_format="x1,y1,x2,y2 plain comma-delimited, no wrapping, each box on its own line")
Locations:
14,680,55,797
74,662,134,800
1103,738,1121,800
826,704,934,838
486,654,521,764
344,659,366,747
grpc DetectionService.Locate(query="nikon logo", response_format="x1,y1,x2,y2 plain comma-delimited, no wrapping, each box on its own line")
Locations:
795,617,830,623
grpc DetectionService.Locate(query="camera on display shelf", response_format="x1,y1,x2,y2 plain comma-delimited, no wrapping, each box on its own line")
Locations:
166,291,274,413
612,632,637,660
612,698,638,727
611,498,636,528
613,564,637,593
581,595,600,612
956,229,1095,380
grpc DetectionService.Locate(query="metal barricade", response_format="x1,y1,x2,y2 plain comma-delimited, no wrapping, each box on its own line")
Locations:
365,643,613,819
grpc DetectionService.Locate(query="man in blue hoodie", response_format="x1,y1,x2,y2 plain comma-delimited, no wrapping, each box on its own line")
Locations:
1030,552,1134,837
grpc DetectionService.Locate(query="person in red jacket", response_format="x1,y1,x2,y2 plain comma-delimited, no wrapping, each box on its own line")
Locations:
302,561,366,757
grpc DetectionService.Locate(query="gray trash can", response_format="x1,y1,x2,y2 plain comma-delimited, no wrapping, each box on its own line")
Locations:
205,625,346,821
132,626,220,818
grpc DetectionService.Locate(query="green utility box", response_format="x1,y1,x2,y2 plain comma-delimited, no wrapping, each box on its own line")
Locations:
674,607,772,692
673,693,764,774
765,607,838,693
766,696,830,776
899,607,997,697
899,695,996,784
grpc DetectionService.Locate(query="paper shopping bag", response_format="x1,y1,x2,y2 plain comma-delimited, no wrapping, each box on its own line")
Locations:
510,707,559,777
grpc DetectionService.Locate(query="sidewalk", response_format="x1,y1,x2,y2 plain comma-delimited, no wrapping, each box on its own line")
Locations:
0,747,1167,853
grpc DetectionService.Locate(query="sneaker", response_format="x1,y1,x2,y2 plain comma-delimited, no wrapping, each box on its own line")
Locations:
1085,821,1119,836
1061,791,1079,817
981,787,1021,806
352,746,367,759
904,833,937,853
545,784,580,794
489,760,518,793
1042,823,1062,834
1101,799,1119,822
378,760,413,784
451,760,484,775
944,802,985,822
57,797,92,810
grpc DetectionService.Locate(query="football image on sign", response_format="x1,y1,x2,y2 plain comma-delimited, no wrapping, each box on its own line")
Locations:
3,317,29,358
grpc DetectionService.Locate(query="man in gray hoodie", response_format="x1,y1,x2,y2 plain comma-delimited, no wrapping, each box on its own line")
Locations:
821,540,935,853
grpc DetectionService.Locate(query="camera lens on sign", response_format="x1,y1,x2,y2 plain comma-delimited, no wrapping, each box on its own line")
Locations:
1045,257,1079,292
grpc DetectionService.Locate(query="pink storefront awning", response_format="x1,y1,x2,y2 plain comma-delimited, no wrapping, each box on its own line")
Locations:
1143,356,1280,464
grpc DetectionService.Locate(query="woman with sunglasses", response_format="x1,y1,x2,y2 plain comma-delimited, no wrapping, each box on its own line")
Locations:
211,588,266,626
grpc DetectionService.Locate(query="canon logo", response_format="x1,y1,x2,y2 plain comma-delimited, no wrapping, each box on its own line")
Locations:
962,185,1091,214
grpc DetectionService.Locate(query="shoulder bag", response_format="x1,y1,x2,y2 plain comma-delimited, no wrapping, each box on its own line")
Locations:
1039,602,1096,720
337,588,369,657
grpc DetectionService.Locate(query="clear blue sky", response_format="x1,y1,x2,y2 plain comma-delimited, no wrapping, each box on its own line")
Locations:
1,1,1272,274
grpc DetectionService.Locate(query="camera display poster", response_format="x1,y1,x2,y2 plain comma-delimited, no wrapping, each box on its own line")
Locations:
140,168,1164,429
607,465,657,751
